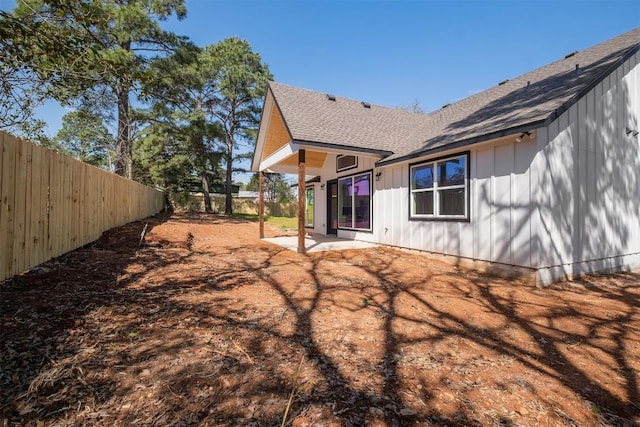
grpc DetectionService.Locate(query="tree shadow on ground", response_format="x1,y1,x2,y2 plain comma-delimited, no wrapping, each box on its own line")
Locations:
0,211,172,424
1,213,638,426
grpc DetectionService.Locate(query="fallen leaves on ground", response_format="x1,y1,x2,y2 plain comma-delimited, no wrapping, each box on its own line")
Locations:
1,212,639,426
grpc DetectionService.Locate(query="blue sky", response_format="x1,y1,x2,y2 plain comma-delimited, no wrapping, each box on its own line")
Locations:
164,0,639,113
2,0,639,181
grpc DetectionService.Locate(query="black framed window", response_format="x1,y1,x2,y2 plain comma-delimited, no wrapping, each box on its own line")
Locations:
337,171,372,230
410,153,468,220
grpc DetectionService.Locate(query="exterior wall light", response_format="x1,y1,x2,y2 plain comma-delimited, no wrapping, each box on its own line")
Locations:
515,131,534,143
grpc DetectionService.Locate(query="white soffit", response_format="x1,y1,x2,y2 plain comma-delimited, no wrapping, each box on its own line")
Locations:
259,142,301,172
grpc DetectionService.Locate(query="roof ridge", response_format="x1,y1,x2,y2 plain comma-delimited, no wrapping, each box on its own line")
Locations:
268,81,430,118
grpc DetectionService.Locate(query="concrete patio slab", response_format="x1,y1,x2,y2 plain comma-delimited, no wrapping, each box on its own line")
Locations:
263,234,377,253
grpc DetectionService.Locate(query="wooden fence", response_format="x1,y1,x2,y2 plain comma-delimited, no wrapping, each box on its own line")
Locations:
182,193,297,217
0,131,165,281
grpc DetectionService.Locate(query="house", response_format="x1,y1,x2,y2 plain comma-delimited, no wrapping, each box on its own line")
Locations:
251,28,640,286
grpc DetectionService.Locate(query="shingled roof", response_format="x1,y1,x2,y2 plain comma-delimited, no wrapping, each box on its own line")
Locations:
267,27,640,166
269,82,430,155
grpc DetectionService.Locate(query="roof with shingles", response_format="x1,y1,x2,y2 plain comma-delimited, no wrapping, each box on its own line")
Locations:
268,82,431,155
267,27,640,166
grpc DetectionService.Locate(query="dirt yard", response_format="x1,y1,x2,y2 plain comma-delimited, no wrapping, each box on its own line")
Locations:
1,213,639,427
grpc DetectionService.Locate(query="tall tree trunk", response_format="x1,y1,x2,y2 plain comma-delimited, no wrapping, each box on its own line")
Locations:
201,170,212,213
193,125,212,213
115,41,132,178
115,85,129,177
224,138,233,215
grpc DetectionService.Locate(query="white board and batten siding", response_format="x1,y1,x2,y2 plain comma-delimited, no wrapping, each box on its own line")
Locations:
365,139,537,269
313,144,539,270
535,51,640,284
308,51,640,285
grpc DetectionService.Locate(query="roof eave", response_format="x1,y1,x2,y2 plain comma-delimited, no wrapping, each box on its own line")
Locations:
375,120,545,167
293,139,393,157
544,42,640,126
250,85,276,172
377,40,640,168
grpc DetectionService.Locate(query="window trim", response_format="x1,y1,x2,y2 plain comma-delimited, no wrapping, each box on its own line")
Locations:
304,185,314,228
337,169,373,232
409,151,470,222
336,154,358,172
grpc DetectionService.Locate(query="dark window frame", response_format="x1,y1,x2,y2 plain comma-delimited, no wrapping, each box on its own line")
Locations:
409,151,470,222
337,169,373,232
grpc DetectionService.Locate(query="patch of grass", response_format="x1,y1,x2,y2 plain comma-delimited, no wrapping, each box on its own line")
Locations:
269,216,298,230
230,213,259,221
231,213,298,230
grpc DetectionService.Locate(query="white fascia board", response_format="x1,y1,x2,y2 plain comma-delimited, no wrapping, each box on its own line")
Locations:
293,141,387,159
259,141,300,172
264,165,324,176
251,93,275,172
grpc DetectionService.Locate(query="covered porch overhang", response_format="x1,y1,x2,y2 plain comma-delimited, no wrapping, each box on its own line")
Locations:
252,86,388,253
258,140,384,175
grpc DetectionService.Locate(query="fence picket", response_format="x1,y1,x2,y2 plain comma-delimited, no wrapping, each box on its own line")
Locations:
0,131,164,282
0,133,7,281
2,135,16,278
29,145,44,268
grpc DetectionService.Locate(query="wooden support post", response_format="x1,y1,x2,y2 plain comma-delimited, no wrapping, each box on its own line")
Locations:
259,171,265,239
297,149,306,254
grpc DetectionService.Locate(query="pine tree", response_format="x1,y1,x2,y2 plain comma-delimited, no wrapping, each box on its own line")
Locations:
1,0,187,178
204,38,272,214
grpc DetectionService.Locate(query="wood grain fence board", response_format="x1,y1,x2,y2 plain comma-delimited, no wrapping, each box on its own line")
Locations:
44,149,55,261
50,152,61,258
47,151,56,259
94,167,99,237
29,145,44,268
41,146,51,265
81,163,88,244
22,142,33,271
63,156,72,254
57,154,66,255
65,156,74,254
0,132,4,281
84,165,91,243
99,172,106,237
35,145,46,267
69,160,76,250
14,138,27,275
0,131,164,281
108,174,112,226
71,159,79,249
0,133,6,282
47,152,57,258
44,149,53,261
2,135,16,279
89,165,97,239
53,152,65,259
